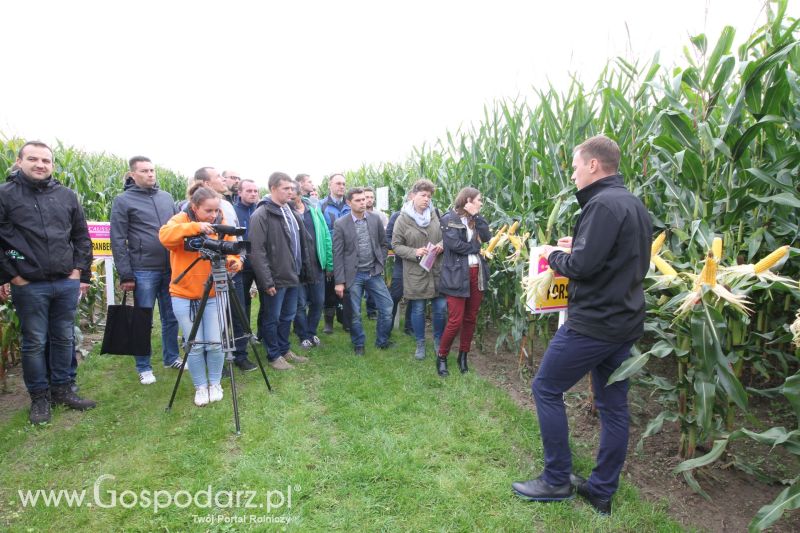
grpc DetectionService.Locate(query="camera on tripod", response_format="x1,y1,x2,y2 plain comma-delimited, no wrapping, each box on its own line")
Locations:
184,224,250,256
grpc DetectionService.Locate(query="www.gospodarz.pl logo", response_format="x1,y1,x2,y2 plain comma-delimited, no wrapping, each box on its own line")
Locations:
12,474,298,515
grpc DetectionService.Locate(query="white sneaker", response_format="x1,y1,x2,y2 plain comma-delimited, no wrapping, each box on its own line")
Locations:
208,383,223,403
139,371,156,385
194,387,209,407
311,336,322,346
300,339,315,349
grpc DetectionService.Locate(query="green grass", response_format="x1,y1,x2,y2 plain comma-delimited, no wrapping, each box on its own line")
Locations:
0,310,684,532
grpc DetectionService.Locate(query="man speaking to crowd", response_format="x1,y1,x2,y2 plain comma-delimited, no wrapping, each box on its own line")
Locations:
512,135,652,516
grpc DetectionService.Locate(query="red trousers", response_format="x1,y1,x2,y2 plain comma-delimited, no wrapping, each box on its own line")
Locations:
439,266,483,356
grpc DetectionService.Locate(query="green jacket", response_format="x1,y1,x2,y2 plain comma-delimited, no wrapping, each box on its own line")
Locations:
304,198,333,272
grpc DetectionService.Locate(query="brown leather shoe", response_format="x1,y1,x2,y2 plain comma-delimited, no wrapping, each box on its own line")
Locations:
268,356,294,370
284,350,309,363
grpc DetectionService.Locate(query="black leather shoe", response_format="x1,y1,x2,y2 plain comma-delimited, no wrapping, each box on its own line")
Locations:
576,481,612,515
354,346,365,356
376,341,395,350
235,359,258,372
457,351,468,373
512,477,574,501
437,356,449,377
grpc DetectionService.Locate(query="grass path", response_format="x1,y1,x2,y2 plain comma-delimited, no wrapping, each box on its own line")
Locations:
0,315,684,532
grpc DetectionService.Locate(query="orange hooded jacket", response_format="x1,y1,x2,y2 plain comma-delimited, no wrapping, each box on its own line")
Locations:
158,212,242,299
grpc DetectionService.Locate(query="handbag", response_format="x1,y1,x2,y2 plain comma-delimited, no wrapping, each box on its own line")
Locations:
100,291,153,356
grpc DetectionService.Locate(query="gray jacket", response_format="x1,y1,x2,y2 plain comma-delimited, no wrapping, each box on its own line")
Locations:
333,212,388,289
110,177,177,281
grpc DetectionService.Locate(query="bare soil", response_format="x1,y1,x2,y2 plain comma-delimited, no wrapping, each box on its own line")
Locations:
471,332,800,532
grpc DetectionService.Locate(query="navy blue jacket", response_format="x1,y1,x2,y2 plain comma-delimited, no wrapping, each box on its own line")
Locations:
547,174,652,343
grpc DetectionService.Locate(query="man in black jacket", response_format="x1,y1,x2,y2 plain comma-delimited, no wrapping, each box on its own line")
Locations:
110,156,181,385
249,172,312,370
512,135,652,515
0,141,97,424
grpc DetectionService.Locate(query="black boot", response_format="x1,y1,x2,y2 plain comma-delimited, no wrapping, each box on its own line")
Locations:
51,384,96,411
457,351,469,373
323,309,334,334
29,389,51,425
437,356,449,377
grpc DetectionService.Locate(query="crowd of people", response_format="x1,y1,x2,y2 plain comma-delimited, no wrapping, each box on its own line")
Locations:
0,141,493,418
0,135,651,516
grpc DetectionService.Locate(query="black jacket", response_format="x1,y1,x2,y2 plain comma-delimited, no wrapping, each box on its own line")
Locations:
110,177,177,281
439,211,491,297
548,174,652,343
0,170,93,284
249,198,312,291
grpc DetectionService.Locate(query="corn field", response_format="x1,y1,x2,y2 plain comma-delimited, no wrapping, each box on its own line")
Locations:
346,3,800,530
0,138,188,390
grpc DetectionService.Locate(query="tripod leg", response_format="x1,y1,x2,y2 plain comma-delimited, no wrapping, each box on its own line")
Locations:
227,358,241,434
227,274,272,392
167,275,214,411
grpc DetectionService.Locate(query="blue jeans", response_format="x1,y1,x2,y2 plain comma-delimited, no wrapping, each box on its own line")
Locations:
11,278,80,393
171,297,224,388
409,296,447,345
347,271,393,348
531,326,634,499
132,270,180,373
294,271,325,342
259,286,298,361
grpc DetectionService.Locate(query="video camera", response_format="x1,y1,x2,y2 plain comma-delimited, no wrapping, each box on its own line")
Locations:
184,224,250,256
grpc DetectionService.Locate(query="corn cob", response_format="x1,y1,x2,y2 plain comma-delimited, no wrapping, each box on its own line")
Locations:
712,237,723,261
651,232,666,258
507,220,520,236
753,245,790,274
652,255,678,277
484,224,507,255
702,253,718,286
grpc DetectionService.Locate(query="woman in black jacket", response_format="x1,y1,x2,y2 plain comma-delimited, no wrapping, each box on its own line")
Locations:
437,187,491,376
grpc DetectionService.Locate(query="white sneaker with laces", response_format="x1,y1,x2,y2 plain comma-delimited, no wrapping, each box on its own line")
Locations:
139,370,156,385
208,383,223,403
194,386,210,406
300,339,314,349
164,358,184,369
311,336,322,346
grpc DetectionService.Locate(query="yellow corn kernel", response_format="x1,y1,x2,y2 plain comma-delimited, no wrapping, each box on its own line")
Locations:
712,237,723,261
702,254,718,286
651,232,666,258
753,245,790,274
652,255,677,277
507,220,520,236
485,224,507,253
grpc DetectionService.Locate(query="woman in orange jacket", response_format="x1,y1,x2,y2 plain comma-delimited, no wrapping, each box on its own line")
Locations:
159,186,242,407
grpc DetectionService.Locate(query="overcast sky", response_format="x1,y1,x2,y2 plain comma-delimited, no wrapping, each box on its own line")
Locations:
0,0,781,186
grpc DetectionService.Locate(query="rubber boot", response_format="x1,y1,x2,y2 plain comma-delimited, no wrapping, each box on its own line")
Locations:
51,384,97,411
29,389,51,425
437,356,449,377
414,339,426,360
323,308,335,334
457,351,469,373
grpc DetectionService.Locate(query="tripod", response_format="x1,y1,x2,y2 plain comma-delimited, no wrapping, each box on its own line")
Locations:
166,250,271,434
